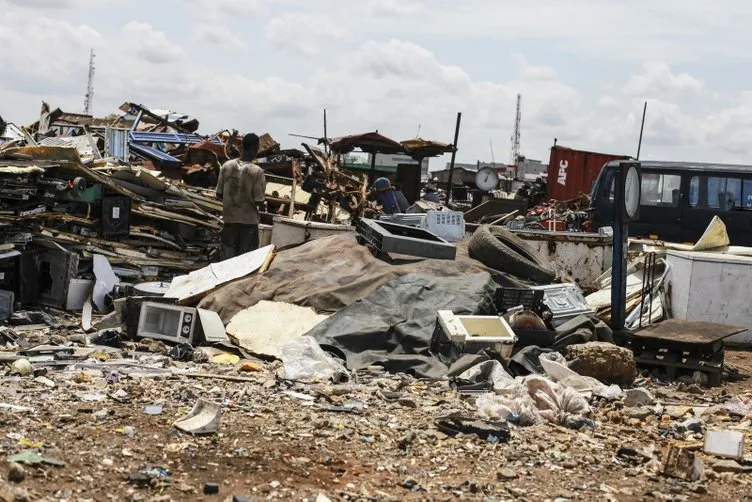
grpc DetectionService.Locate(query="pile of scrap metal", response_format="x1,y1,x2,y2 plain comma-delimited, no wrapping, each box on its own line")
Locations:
0,144,221,314
5,102,371,224
585,252,668,329
513,176,548,208
506,193,592,232
20,102,281,189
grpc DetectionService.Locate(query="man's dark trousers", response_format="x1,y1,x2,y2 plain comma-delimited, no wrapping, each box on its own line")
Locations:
220,223,259,260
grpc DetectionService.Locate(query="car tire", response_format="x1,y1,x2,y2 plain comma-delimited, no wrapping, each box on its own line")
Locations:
468,225,556,283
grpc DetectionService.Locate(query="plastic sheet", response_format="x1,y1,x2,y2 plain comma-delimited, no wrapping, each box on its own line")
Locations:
281,336,349,382
475,373,593,428
539,352,623,400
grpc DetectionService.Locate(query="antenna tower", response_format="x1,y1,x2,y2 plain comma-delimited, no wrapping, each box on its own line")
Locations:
83,49,96,115
510,93,521,165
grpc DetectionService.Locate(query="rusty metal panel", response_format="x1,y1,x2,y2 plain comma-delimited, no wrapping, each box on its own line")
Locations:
547,145,630,201
633,319,745,345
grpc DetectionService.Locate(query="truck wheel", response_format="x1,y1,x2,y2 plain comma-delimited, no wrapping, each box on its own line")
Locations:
468,225,556,283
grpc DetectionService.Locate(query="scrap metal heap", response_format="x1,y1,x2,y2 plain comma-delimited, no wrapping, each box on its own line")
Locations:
0,103,374,312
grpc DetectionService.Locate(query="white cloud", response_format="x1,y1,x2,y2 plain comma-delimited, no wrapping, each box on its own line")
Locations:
367,0,425,17
623,62,704,98
4,0,87,8
0,12,101,96
196,23,247,50
264,13,348,56
121,21,185,64
181,0,265,18
2,1,752,166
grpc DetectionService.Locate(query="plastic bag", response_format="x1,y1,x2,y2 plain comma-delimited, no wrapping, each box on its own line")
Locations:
539,352,623,400
457,360,515,391
281,336,349,382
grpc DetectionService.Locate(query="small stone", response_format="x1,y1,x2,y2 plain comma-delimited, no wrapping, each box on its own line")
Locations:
269,481,280,489
238,361,263,373
398,397,418,409
203,482,220,495
562,460,578,469
665,406,692,419
712,459,743,473
608,411,622,424
496,468,517,480
624,388,655,407
507,487,527,497
402,477,418,489
624,407,652,420
8,462,25,483
692,484,708,494
565,342,636,386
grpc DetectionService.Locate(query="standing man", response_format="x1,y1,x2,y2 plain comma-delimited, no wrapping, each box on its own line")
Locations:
216,133,267,260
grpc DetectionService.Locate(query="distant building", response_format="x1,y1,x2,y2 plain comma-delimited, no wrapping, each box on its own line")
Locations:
436,158,547,181
516,156,547,179
439,161,516,179
341,153,430,181
372,153,430,181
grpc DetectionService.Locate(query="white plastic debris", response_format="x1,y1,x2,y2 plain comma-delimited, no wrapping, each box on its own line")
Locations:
281,336,348,382
174,399,221,435
539,352,624,400
704,430,745,460
475,374,592,428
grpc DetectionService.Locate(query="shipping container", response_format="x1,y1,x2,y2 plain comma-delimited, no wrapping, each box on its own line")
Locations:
547,145,630,200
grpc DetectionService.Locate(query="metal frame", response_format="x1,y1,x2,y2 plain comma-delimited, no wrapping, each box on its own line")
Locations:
356,218,456,260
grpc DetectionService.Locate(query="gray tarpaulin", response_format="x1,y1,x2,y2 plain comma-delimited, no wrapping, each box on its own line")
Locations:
200,233,525,323
305,272,498,379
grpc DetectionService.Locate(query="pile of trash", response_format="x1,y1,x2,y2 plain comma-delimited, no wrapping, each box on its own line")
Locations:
506,193,592,232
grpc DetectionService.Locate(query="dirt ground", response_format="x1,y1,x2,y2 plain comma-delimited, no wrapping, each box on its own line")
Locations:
1,348,751,502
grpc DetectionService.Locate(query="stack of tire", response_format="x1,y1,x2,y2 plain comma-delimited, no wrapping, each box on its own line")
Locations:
468,225,556,283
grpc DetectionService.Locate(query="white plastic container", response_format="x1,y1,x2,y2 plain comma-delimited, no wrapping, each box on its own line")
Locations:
436,310,517,358
426,211,465,242
379,211,465,242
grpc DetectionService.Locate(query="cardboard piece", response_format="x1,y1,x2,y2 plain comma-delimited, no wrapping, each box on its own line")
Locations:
165,245,275,304
226,301,329,359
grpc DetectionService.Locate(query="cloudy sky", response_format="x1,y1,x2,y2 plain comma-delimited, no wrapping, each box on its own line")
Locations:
2,0,752,168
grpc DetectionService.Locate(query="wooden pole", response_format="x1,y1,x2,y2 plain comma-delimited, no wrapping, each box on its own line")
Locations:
445,112,462,205
289,160,297,218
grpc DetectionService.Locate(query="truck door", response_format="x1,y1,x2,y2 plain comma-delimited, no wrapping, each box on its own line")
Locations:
630,171,683,241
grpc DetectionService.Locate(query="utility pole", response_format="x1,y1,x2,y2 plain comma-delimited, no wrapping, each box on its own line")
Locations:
636,101,647,159
83,49,95,116
510,93,521,165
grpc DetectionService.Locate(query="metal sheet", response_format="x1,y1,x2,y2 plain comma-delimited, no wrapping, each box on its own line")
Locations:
128,142,182,165
633,319,746,345
547,145,630,201
105,127,130,161
532,283,593,323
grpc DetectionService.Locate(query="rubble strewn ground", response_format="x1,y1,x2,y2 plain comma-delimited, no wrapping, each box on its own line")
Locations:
1,337,751,501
